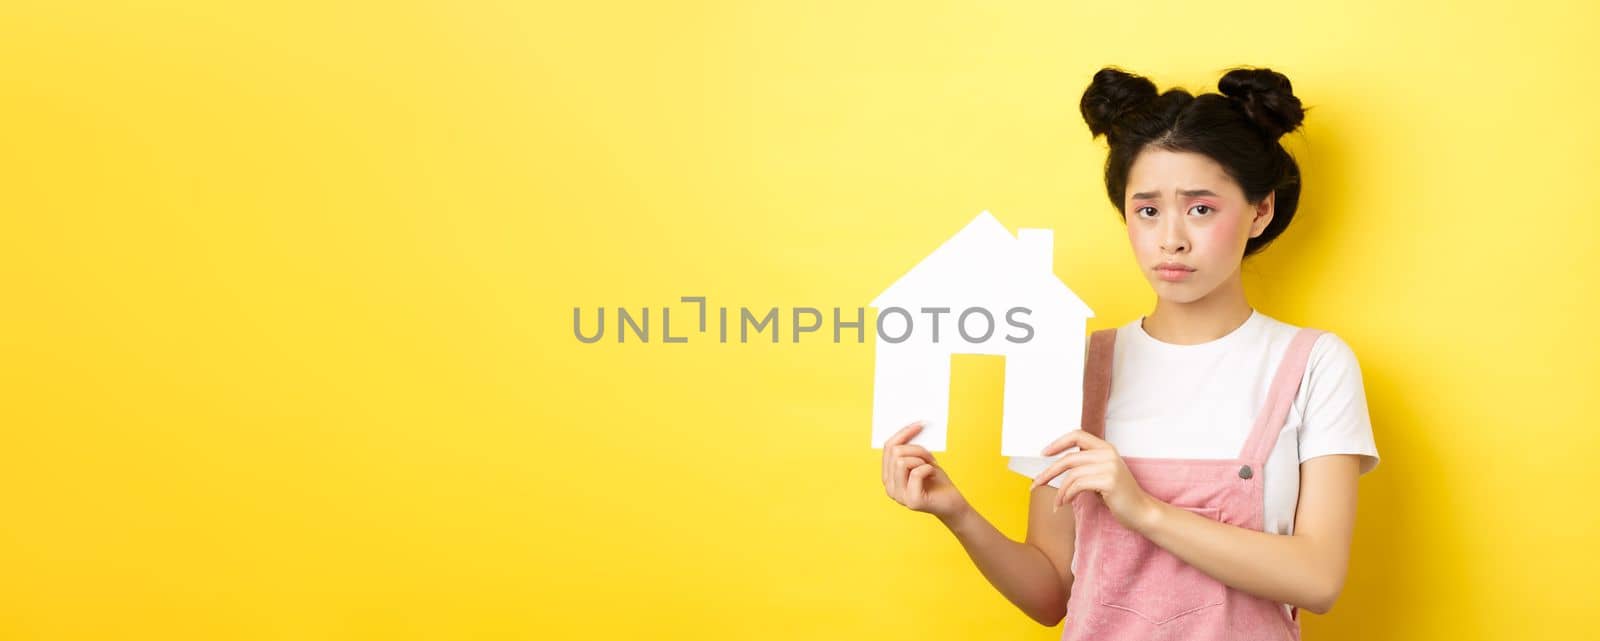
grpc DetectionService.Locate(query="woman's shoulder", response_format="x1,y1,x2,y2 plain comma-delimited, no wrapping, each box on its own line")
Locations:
1265,316,1380,475
1252,311,1359,363
1253,314,1368,408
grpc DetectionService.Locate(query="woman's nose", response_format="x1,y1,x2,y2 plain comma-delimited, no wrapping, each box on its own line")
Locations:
1160,219,1189,253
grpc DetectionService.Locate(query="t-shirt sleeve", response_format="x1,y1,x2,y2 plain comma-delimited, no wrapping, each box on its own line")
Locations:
1297,333,1381,475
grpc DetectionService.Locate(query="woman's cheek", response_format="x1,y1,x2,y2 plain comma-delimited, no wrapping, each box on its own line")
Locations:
1204,213,1248,250
1129,227,1161,263
1128,222,1158,247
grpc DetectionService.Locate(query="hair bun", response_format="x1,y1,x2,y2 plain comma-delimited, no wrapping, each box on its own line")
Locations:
1217,67,1305,139
1080,67,1158,140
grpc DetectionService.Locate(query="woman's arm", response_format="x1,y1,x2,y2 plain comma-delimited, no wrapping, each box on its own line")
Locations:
1131,454,1362,614
881,421,1073,626
1036,430,1363,615
937,486,1076,626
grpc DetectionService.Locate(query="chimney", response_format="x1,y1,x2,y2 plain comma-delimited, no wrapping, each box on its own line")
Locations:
1016,228,1054,274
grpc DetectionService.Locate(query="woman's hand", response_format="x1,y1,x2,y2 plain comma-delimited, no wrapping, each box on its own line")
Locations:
881,421,970,520
1030,429,1161,531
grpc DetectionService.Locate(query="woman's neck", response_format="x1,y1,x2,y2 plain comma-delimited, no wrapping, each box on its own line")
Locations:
1141,272,1254,345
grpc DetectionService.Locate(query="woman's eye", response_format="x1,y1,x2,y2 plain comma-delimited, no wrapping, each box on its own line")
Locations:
1136,206,1157,218
1190,205,1213,216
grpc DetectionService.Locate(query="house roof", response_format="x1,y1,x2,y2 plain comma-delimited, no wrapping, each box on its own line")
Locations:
870,211,1093,318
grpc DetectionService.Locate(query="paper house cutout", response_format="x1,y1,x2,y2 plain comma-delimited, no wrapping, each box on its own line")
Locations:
869,210,1093,457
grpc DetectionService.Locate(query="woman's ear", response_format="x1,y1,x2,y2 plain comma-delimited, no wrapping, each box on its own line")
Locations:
1248,192,1275,239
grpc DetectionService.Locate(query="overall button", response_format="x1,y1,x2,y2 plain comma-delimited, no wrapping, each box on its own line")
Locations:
1238,465,1253,479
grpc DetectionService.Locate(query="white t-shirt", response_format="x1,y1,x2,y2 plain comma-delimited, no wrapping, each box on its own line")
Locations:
1008,308,1380,537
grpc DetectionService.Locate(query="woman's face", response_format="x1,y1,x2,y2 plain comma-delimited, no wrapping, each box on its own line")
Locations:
1122,149,1274,304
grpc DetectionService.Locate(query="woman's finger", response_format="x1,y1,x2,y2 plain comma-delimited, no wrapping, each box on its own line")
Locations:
906,463,935,504
890,455,907,498
1059,465,1110,509
884,421,925,487
887,421,925,447
892,449,937,472
896,456,927,473
892,455,924,499
1075,428,1113,450
892,444,938,466
1029,450,1100,490
1041,429,1108,456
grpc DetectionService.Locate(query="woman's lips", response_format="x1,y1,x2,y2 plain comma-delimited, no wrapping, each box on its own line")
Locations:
1156,267,1194,282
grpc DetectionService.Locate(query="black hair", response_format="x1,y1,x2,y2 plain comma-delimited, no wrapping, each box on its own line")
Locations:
1080,66,1309,257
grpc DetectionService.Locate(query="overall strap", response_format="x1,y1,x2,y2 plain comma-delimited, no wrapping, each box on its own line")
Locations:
1237,328,1327,462
1080,329,1117,438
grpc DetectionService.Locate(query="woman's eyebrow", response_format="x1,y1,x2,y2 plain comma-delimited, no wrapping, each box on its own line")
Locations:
1131,189,1220,199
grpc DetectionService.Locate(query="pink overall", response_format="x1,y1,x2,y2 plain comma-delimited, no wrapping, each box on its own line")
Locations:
1061,326,1325,641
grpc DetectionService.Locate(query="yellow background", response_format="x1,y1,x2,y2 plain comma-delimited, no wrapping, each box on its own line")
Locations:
2,1,1596,639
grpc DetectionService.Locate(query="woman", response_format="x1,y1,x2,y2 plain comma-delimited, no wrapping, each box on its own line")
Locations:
879,66,1380,640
